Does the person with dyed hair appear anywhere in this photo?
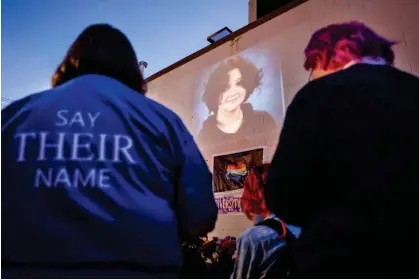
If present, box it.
[232,164,300,279]
[304,21,397,80]
[265,21,419,278]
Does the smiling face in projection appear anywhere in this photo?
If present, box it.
[218,68,246,112]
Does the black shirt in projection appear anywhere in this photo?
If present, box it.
[196,103,278,149]
[265,64,419,278]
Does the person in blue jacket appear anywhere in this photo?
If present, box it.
[1,23,218,279]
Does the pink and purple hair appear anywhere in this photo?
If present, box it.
[304,21,397,71]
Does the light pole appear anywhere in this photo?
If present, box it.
[138,61,148,75]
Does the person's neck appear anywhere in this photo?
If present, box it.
[261,212,272,219]
[252,212,272,224]
[343,56,387,69]
[216,107,243,133]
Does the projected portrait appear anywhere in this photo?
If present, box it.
[196,56,279,147]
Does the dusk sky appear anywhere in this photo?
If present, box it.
[2,0,248,104]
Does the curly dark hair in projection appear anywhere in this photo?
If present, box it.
[304,21,397,71]
[51,23,147,93]
[202,56,263,113]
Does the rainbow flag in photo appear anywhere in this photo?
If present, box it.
[226,162,248,182]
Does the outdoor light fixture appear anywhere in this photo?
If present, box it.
[207,27,233,44]
[138,61,148,74]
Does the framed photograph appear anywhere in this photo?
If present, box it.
[213,148,263,193]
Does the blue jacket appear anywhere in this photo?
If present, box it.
[231,215,301,279]
[1,74,218,278]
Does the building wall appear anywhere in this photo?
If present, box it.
[147,0,419,238]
